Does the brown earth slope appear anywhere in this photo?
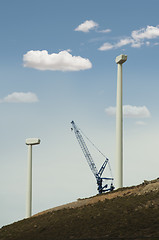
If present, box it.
[0,179,159,240]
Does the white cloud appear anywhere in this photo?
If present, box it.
[105,105,150,118]
[0,92,39,103]
[115,38,133,48]
[98,42,114,51]
[99,38,133,51]
[131,41,143,48]
[131,25,159,40]
[75,20,98,33]
[98,29,111,33]
[123,105,150,118]
[99,25,159,51]
[23,50,92,71]
[146,41,150,46]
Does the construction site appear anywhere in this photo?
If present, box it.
[0,179,159,240]
[1,118,159,239]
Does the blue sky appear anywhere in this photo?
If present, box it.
[1,0,159,227]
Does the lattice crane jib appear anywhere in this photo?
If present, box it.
[71,121,114,194]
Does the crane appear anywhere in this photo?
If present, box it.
[71,121,114,194]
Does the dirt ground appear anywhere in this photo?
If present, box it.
[34,178,159,216]
[0,179,159,240]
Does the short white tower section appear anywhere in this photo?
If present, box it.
[26,138,40,218]
[115,54,127,189]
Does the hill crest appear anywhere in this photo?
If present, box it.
[0,178,159,240]
[34,178,159,217]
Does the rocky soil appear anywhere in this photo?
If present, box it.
[0,179,159,240]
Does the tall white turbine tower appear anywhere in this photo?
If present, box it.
[115,54,127,189]
[26,138,40,218]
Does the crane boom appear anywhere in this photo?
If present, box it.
[71,121,114,194]
[71,120,98,179]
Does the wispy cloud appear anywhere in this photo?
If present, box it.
[99,25,159,51]
[98,29,111,33]
[115,38,133,48]
[75,20,98,33]
[98,42,114,51]
[135,121,147,126]
[105,105,150,118]
[105,106,116,115]
[99,37,133,50]
[23,50,92,71]
[0,92,39,103]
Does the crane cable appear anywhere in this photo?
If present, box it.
[77,125,114,180]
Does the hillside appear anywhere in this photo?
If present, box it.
[0,179,159,240]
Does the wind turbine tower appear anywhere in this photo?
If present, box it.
[115,54,127,189]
